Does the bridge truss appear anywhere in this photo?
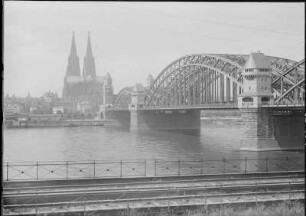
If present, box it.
[114,54,304,109]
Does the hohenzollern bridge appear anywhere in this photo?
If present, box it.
[100,52,304,151]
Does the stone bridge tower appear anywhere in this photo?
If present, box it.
[103,73,114,105]
[238,51,274,108]
[238,52,279,151]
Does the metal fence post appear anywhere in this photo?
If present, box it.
[66,161,69,179]
[154,159,157,177]
[286,156,289,171]
[93,160,96,178]
[167,189,170,215]
[83,197,86,215]
[266,157,269,172]
[244,157,247,173]
[7,162,9,181]
[36,162,39,180]
[288,180,291,209]
[35,190,38,215]
[200,159,203,175]
[220,184,223,216]
[178,160,180,176]
[204,194,207,214]
[223,158,225,174]
[127,200,130,216]
[120,160,122,177]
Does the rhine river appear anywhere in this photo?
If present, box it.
[4,119,303,163]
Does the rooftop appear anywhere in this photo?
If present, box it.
[244,51,271,69]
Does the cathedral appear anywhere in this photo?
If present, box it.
[62,32,113,114]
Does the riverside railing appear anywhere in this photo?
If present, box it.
[3,155,304,181]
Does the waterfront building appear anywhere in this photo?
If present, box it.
[77,101,92,115]
[62,32,113,114]
[29,106,38,114]
[4,103,22,114]
[52,106,65,114]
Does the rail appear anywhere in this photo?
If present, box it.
[3,180,304,216]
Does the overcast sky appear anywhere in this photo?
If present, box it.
[4,2,304,97]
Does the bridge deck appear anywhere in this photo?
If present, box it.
[107,103,304,111]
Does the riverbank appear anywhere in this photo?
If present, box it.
[130,201,304,216]
[3,172,304,216]
[4,119,105,128]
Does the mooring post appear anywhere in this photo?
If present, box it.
[93,160,96,178]
[266,157,269,172]
[120,160,123,177]
[154,159,157,177]
[223,158,225,174]
[178,160,181,176]
[36,162,39,180]
[7,162,9,181]
[244,157,247,173]
[66,161,69,179]
[144,160,146,177]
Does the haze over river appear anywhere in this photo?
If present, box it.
[4,119,303,163]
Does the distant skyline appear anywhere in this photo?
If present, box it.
[4,2,304,97]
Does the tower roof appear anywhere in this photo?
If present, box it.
[245,52,271,69]
[66,32,81,76]
[70,31,77,56]
[86,32,93,57]
[134,83,145,92]
[83,32,96,78]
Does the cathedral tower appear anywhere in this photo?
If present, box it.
[83,32,96,80]
[66,32,81,76]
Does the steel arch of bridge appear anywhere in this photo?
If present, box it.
[144,54,243,107]
[113,87,134,108]
[114,54,304,109]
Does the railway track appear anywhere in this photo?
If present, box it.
[3,172,304,215]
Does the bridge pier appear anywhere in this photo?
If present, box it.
[99,105,130,127]
[130,109,201,132]
[240,107,304,151]
[240,108,280,151]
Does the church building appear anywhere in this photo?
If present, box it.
[62,32,113,114]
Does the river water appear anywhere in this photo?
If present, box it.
[4,119,303,163]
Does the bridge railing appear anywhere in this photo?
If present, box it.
[3,155,304,181]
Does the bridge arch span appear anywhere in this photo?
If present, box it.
[113,87,134,108]
[145,54,244,107]
[144,54,305,107]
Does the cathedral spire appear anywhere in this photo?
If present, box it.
[66,31,81,76]
[83,32,96,78]
[70,31,77,56]
[86,32,93,57]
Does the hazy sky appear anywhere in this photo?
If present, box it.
[4,2,304,97]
